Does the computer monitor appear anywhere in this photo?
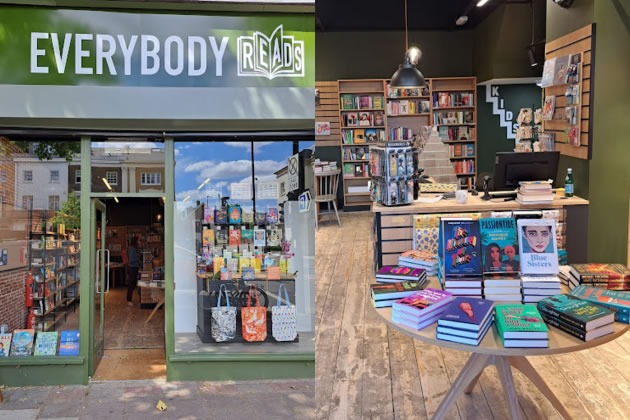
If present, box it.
[493,151,560,191]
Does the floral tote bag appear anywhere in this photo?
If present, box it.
[241,285,267,342]
[272,284,297,342]
[211,285,236,342]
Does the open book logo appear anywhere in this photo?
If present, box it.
[237,25,305,80]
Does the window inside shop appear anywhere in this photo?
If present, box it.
[0,139,81,357]
[174,141,315,353]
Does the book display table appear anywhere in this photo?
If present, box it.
[372,195,588,270]
[373,278,630,420]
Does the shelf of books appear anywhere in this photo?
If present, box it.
[338,79,386,208]
[431,77,477,190]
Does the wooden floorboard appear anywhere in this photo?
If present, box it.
[315,212,630,420]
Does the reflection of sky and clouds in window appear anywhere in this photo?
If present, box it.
[175,142,297,213]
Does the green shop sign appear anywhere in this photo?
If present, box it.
[0,6,314,87]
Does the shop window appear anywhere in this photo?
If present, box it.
[141,172,161,185]
[0,170,6,184]
[75,170,81,184]
[174,141,315,354]
[0,139,81,357]
[50,170,60,183]
[106,171,118,186]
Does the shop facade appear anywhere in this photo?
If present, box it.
[0,2,315,386]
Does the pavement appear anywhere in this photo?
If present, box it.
[0,378,315,420]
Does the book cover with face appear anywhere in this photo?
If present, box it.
[517,218,558,275]
[480,218,520,274]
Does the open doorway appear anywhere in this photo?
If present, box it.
[93,197,166,380]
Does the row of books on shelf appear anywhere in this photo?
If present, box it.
[449,144,475,158]
[343,162,369,178]
[387,86,429,98]
[452,160,475,175]
[314,159,338,173]
[433,111,474,125]
[341,111,385,127]
[209,251,291,277]
[340,94,384,110]
[432,92,474,108]
[438,126,475,141]
[202,224,282,248]
[459,176,476,190]
[387,100,430,116]
[343,147,369,161]
[0,330,79,357]
[342,128,385,144]
[203,207,279,225]
[389,127,415,141]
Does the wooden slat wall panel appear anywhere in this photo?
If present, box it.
[316,81,341,147]
[542,23,595,160]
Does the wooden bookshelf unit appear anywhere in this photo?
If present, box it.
[337,77,478,210]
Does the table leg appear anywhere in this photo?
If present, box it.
[432,352,492,420]
[464,372,482,394]
[496,356,523,420]
[508,356,573,420]
[145,298,165,325]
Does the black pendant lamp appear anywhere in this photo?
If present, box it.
[390,0,425,88]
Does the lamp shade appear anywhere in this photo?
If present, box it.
[390,56,425,88]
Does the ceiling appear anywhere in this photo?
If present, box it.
[316,0,510,31]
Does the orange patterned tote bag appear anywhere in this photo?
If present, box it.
[241,286,267,342]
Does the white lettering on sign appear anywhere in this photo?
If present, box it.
[28,27,304,80]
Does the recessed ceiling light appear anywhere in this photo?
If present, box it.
[456,16,469,26]
[477,0,490,6]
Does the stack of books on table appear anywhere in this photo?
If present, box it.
[398,250,438,276]
[516,180,554,205]
[570,285,630,323]
[439,219,483,298]
[517,218,561,303]
[495,304,549,347]
[483,274,522,303]
[436,297,494,346]
[313,159,338,173]
[538,294,615,341]
[391,288,454,330]
[569,263,630,291]
[558,265,572,288]
[479,218,522,302]
[376,265,427,284]
[370,281,426,308]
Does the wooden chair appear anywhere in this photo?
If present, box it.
[314,169,341,229]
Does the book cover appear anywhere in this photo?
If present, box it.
[0,333,11,357]
[480,218,519,274]
[541,313,614,341]
[359,96,370,109]
[215,227,228,245]
[10,329,35,356]
[570,285,630,319]
[374,111,385,127]
[365,129,377,143]
[542,96,555,120]
[441,219,482,277]
[267,226,281,247]
[228,228,241,247]
[228,205,242,224]
[242,229,254,243]
[341,94,354,110]
[215,208,228,224]
[255,212,267,225]
[59,331,80,356]
[370,281,426,301]
[373,96,383,109]
[438,297,494,330]
[254,227,266,247]
[354,129,365,144]
[203,207,214,224]
[538,294,615,330]
[266,208,278,224]
[242,212,254,224]
[376,265,425,281]
[495,305,548,338]
[517,219,558,275]
[34,331,58,356]
[359,112,372,126]
[202,228,214,247]
[393,288,454,318]
[570,264,630,281]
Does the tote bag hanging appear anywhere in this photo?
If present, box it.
[241,285,267,342]
[211,284,236,342]
[272,284,297,342]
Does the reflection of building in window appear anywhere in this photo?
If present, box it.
[48,195,60,211]
[141,172,161,185]
[50,170,60,183]
[106,171,118,185]
[280,182,286,196]
[0,192,4,216]
[22,195,33,210]
[0,170,6,184]
[75,169,81,184]
[24,170,33,182]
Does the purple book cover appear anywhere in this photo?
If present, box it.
[377,266,425,279]
[438,297,494,327]
[392,288,453,317]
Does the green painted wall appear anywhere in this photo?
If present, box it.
[315,30,473,81]
[476,84,542,176]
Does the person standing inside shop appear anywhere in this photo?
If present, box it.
[127,237,140,306]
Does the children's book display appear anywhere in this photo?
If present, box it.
[436,297,494,346]
[0,329,78,357]
[369,141,415,206]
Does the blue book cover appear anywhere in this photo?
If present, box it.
[438,297,494,331]
[480,218,520,274]
[441,219,482,277]
[59,331,80,356]
[570,285,630,316]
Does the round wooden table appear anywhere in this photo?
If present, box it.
[373,282,630,420]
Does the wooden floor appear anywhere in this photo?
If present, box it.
[315,212,630,420]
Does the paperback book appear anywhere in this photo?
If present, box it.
[517,219,558,275]
[376,265,426,282]
[495,304,548,342]
[541,312,614,341]
[10,329,35,356]
[570,285,630,323]
[34,331,58,356]
[371,281,427,305]
[537,294,615,331]
[0,333,11,357]
[392,288,454,319]
[59,331,80,356]
[570,263,630,281]
[437,297,494,331]
[480,218,520,274]
[440,219,482,277]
